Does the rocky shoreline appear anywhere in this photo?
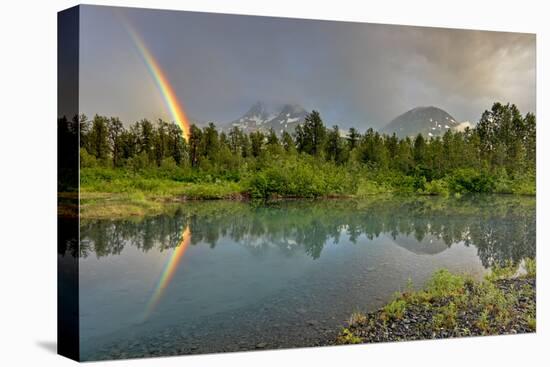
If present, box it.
[335,273,536,345]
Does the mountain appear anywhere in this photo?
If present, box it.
[228,102,308,134]
[264,104,308,134]
[382,106,460,138]
[228,101,275,132]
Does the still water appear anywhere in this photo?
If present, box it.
[70,196,535,360]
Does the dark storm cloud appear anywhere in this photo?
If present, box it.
[80,5,535,129]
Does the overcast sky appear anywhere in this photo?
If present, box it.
[79,5,536,129]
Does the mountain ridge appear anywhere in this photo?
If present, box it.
[226,102,308,134]
[382,106,460,138]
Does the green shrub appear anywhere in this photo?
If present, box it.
[337,328,363,344]
[477,309,490,333]
[527,315,536,331]
[448,169,495,193]
[383,299,407,320]
[128,152,151,172]
[179,182,243,199]
[356,180,392,197]
[510,175,536,196]
[348,311,368,327]
[80,148,97,168]
[426,269,465,298]
[420,179,449,196]
[246,158,349,198]
[524,258,536,278]
[486,260,518,281]
[433,302,458,329]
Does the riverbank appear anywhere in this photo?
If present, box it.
[335,264,536,345]
[76,165,535,219]
[76,189,537,220]
[77,181,247,219]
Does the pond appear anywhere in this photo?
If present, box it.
[64,195,535,360]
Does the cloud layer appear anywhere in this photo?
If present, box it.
[79,6,535,129]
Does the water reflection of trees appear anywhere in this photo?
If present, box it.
[75,195,535,268]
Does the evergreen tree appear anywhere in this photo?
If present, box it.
[228,126,242,155]
[266,128,282,155]
[297,110,326,156]
[79,114,90,149]
[88,115,110,161]
[201,123,219,159]
[358,128,388,168]
[347,127,360,150]
[188,124,202,168]
[524,112,536,170]
[385,133,399,165]
[137,119,154,161]
[325,125,345,163]
[249,131,265,157]
[281,131,296,153]
[167,123,186,165]
[413,133,427,166]
[108,117,124,167]
[396,138,413,173]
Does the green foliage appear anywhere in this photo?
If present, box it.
[426,269,466,299]
[346,266,535,340]
[383,299,407,320]
[476,309,490,333]
[471,279,518,331]
[295,110,326,156]
[177,181,243,200]
[246,157,354,199]
[527,315,536,331]
[523,258,536,278]
[355,180,393,196]
[486,260,519,281]
[348,311,368,327]
[80,148,97,168]
[127,152,150,172]
[419,178,449,196]
[78,102,535,200]
[433,302,458,329]
[337,328,363,344]
[447,168,495,194]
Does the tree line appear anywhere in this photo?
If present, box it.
[74,102,535,181]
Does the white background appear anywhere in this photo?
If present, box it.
[0,0,547,366]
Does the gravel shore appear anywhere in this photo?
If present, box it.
[336,276,536,345]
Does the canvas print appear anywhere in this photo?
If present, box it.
[58,5,536,362]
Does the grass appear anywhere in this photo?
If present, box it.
[426,269,466,298]
[79,181,245,219]
[348,311,368,326]
[485,260,519,281]
[337,264,536,345]
[382,299,407,321]
[336,328,363,344]
[524,258,536,278]
[77,165,535,219]
[79,168,248,218]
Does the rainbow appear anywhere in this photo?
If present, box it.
[143,226,192,320]
[120,16,190,139]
